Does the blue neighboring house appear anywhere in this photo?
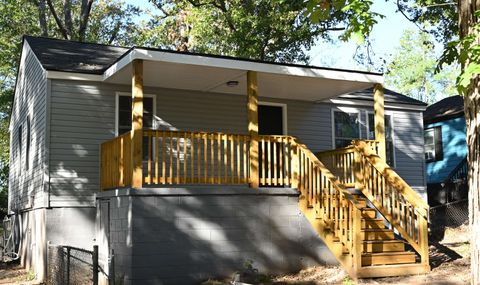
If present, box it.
[424,95,468,205]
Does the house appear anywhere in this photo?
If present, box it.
[424,96,468,205]
[9,36,430,284]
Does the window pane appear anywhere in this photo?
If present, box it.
[118,96,154,133]
[335,139,352,149]
[368,114,392,140]
[334,112,359,138]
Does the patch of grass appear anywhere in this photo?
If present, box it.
[25,270,35,281]
[343,276,354,285]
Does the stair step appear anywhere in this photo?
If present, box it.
[362,251,416,266]
[362,218,385,229]
[362,229,394,240]
[319,198,367,208]
[357,263,430,278]
[361,208,377,218]
[363,240,406,253]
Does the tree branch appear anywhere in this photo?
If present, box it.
[396,0,430,34]
[78,0,94,41]
[63,0,74,38]
[46,0,69,39]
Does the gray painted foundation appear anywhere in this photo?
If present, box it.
[96,186,337,284]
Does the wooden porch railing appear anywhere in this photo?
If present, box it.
[143,130,251,185]
[100,131,132,190]
[316,140,378,187]
[319,140,430,266]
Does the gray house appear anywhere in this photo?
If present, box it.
[9,36,429,284]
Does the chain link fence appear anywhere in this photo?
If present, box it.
[47,245,99,285]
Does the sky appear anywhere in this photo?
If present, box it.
[125,0,419,71]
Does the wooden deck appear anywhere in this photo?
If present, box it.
[100,131,430,279]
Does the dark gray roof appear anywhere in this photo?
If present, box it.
[424,95,464,124]
[338,87,427,106]
[25,36,129,74]
[24,36,424,107]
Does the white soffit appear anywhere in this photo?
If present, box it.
[103,48,384,101]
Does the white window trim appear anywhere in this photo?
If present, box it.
[115,92,157,136]
[331,108,362,149]
[424,128,436,162]
[366,110,396,167]
[258,101,288,135]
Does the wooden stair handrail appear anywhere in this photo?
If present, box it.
[352,140,429,218]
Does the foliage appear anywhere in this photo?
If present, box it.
[438,10,480,96]
[386,29,458,103]
[148,0,350,63]
[0,0,143,215]
[304,0,384,45]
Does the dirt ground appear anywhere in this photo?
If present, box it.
[272,224,471,285]
[0,262,42,285]
[203,224,471,285]
[0,225,471,284]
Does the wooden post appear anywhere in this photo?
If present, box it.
[352,206,363,274]
[373,83,386,162]
[131,59,144,189]
[247,71,259,188]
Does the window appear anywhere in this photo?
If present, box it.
[333,111,360,148]
[117,95,154,135]
[17,125,22,169]
[26,117,31,170]
[117,94,156,160]
[368,113,395,166]
[425,127,443,162]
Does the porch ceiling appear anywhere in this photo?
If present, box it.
[103,48,383,101]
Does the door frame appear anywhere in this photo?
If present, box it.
[258,101,288,135]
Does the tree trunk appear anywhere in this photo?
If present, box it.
[38,0,48,37]
[459,1,480,284]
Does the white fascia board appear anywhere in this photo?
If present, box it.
[323,98,427,112]
[103,48,384,84]
[46,71,103,81]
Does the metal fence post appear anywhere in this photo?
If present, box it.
[93,245,99,285]
[108,249,115,285]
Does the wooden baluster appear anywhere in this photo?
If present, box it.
[278,138,283,186]
[147,131,152,184]
[190,132,194,183]
[161,132,166,184]
[230,135,234,184]
[153,131,158,184]
[217,133,222,184]
[265,138,272,185]
[176,133,180,184]
[202,134,208,184]
[263,137,268,185]
[196,133,201,184]
[224,134,228,183]
[210,134,215,184]
[236,135,240,184]
[243,136,248,183]
[271,137,278,186]
[169,132,173,184]
[183,132,187,183]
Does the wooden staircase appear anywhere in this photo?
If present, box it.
[295,139,430,278]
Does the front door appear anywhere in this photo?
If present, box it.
[258,104,284,186]
[259,105,284,135]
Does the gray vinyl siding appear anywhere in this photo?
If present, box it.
[48,80,425,206]
[8,44,48,211]
[392,111,426,187]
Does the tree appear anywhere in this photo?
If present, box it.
[0,0,143,218]
[385,29,458,103]
[305,0,480,283]
[147,0,351,63]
